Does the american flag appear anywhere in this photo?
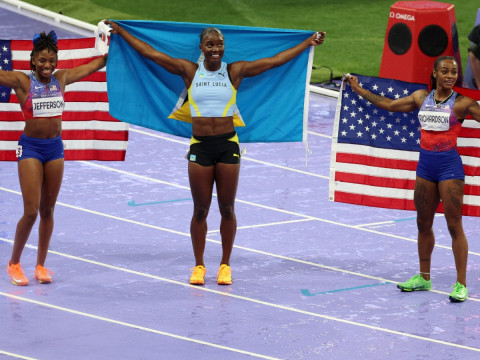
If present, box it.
[329,74,480,217]
[0,37,128,161]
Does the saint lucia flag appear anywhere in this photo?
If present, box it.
[106,20,315,142]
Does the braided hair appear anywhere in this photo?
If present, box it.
[30,31,58,72]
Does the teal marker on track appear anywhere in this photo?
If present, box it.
[393,216,417,222]
[128,198,192,206]
[301,282,392,296]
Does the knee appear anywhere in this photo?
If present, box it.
[22,206,39,225]
[193,205,209,221]
[416,217,433,234]
[448,225,459,239]
[444,212,463,238]
[447,222,464,240]
[39,205,55,220]
[218,203,235,219]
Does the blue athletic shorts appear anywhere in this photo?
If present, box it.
[187,131,240,167]
[16,134,64,164]
[416,147,465,182]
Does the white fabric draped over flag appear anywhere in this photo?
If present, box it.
[329,74,480,217]
[0,37,129,161]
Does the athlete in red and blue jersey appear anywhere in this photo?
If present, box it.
[0,31,107,286]
[346,56,480,302]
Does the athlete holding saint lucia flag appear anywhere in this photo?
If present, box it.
[105,20,325,285]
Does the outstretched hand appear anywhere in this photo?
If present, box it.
[311,31,326,46]
[103,20,119,34]
[343,73,362,92]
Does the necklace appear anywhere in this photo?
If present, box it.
[434,90,453,107]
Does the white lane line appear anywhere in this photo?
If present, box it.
[0,290,280,360]
[0,223,477,302]
[2,185,480,261]
[242,157,328,179]
[1,238,479,353]
[128,128,328,179]
[355,214,443,228]
[0,350,38,360]
[207,218,315,234]
[128,128,189,145]
[42,161,480,258]
[75,161,333,218]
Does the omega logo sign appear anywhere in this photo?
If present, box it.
[389,12,416,21]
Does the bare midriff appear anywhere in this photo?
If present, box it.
[23,117,62,138]
[192,116,235,137]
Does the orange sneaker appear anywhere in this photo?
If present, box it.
[7,263,29,286]
[189,265,206,285]
[34,265,53,284]
[217,264,232,285]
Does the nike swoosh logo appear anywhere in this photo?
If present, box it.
[410,284,428,289]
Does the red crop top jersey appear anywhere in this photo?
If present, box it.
[21,73,64,119]
[417,90,462,152]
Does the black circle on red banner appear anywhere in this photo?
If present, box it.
[418,25,448,57]
[388,23,412,55]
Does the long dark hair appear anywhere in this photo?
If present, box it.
[430,55,456,90]
[30,31,58,71]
